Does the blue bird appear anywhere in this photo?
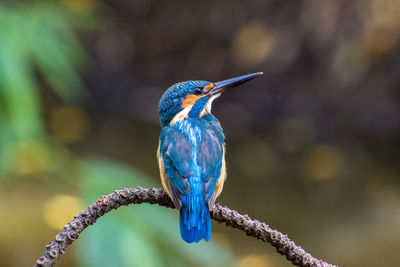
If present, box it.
[157,72,262,243]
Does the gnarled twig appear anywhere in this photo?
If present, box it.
[35,187,337,267]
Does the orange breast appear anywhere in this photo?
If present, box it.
[157,142,173,199]
[214,147,226,200]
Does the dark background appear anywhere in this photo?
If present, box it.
[1,0,399,266]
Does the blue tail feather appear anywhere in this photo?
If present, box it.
[179,194,211,243]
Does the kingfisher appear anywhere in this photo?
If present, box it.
[157,72,262,243]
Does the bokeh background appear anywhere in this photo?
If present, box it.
[1,0,400,266]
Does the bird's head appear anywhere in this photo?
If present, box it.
[158,72,263,127]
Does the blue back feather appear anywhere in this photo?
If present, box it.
[159,115,225,242]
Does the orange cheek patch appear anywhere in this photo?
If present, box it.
[204,83,215,91]
[182,94,202,108]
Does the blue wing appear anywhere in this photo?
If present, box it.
[197,115,225,210]
[159,117,225,243]
[159,116,225,211]
[159,126,192,209]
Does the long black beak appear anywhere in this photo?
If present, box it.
[208,72,263,96]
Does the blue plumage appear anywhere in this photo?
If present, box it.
[159,116,224,242]
[157,73,262,243]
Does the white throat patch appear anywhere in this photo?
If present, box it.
[204,93,221,114]
[169,106,192,126]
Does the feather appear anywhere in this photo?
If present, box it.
[158,115,225,242]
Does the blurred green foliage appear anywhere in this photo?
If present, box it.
[0,2,233,266]
[0,1,87,176]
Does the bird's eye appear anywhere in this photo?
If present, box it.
[194,87,203,95]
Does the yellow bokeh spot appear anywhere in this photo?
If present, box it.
[356,0,400,62]
[232,22,274,66]
[11,140,50,175]
[49,106,89,144]
[303,145,344,181]
[42,195,82,230]
[235,254,273,267]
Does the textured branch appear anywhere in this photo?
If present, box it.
[35,187,337,267]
